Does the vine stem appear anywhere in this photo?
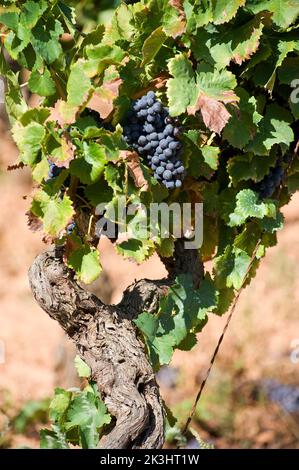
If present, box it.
[181,239,261,439]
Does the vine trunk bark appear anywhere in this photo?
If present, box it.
[28,241,203,449]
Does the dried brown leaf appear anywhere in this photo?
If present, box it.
[26,210,43,233]
[119,150,149,191]
[88,78,122,119]
[169,0,186,38]
[47,99,78,126]
[188,91,239,135]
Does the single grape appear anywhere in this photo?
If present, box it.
[164,124,174,136]
[163,170,172,181]
[137,109,148,118]
[156,166,165,175]
[160,139,167,149]
[144,143,152,152]
[169,141,180,150]
[166,163,174,170]
[151,141,159,148]
[164,148,172,158]
[153,102,162,113]
[175,180,182,188]
[144,123,155,133]
[138,135,147,146]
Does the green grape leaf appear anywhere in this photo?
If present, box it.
[192,15,264,69]
[31,191,74,237]
[32,156,49,183]
[246,0,299,29]
[74,356,91,379]
[70,142,107,184]
[12,122,45,166]
[116,238,155,264]
[67,60,92,107]
[213,0,246,24]
[246,104,294,155]
[214,246,251,290]
[223,88,261,149]
[227,152,277,185]
[28,69,56,96]
[49,388,72,423]
[0,12,19,30]
[167,53,197,116]
[65,391,110,449]
[141,26,167,66]
[228,189,276,227]
[40,426,69,449]
[135,274,218,370]
[67,246,102,285]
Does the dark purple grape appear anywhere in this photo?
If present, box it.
[160,139,167,149]
[152,156,160,165]
[147,115,155,123]
[67,222,76,235]
[156,166,165,175]
[163,170,172,181]
[164,148,172,158]
[144,143,152,152]
[176,166,185,174]
[137,109,148,118]
[166,163,174,170]
[169,141,180,150]
[138,135,147,146]
[144,123,155,133]
[164,124,174,135]
[166,181,175,189]
[153,102,162,113]
[175,180,182,188]
[151,141,159,148]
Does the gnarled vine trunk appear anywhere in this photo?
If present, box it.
[28,241,203,449]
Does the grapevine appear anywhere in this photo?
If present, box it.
[1,0,299,450]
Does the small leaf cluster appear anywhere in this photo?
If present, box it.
[40,356,110,449]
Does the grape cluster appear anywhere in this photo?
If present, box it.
[47,162,63,180]
[256,160,284,199]
[123,91,185,189]
[263,380,299,414]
